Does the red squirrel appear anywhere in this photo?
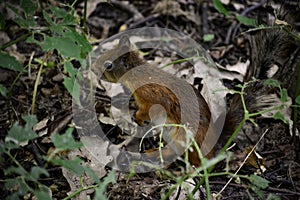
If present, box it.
[92,2,300,168]
[93,35,212,167]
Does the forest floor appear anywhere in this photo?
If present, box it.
[0,0,299,199]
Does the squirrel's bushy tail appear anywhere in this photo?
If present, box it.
[222,1,300,144]
[246,1,300,92]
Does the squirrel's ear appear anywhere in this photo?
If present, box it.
[118,35,131,51]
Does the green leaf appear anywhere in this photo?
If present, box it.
[83,165,101,184]
[0,84,7,97]
[236,15,258,26]
[295,95,300,105]
[5,166,27,176]
[26,34,40,45]
[0,51,24,72]
[5,178,29,196]
[236,84,243,88]
[0,143,5,153]
[64,61,77,77]
[213,0,230,17]
[50,6,76,26]
[51,127,82,150]
[34,185,52,200]
[34,190,52,200]
[51,157,85,175]
[43,10,54,25]
[63,62,81,105]
[79,58,87,69]
[64,28,92,56]
[49,24,65,35]
[64,76,81,105]
[263,79,280,88]
[94,171,116,200]
[42,35,81,58]
[21,0,38,17]
[47,26,92,57]
[273,112,288,124]
[5,193,20,200]
[60,13,76,26]
[249,174,270,189]
[50,5,70,19]
[280,88,288,102]
[30,166,49,181]
[0,12,5,30]
[3,141,20,150]
[250,185,264,199]
[266,193,281,200]
[43,5,76,26]
[14,16,37,28]
[6,3,21,17]
[6,2,37,29]
[6,115,38,145]
[203,34,214,42]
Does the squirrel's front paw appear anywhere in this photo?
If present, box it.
[116,149,152,172]
[116,149,134,171]
[135,109,150,126]
[116,149,164,172]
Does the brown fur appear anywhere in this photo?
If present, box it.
[93,35,212,166]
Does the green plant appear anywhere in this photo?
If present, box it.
[0,1,117,199]
[1,114,115,199]
[1,115,40,199]
[241,7,300,144]
[186,79,289,199]
[212,0,257,26]
[221,79,289,153]
[0,1,92,106]
[120,77,288,199]
[1,115,57,199]
[122,121,229,199]
[292,62,300,141]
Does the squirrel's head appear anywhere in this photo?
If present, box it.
[93,35,145,83]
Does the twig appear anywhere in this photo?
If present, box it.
[241,0,268,16]
[211,180,300,196]
[31,52,50,114]
[227,0,268,44]
[201,2,209,36]
[128,14,159,29]
[216,129,269,197]
[0,33,31,50]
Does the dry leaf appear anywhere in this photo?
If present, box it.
[80,136,113,175]
[225,60,249,76]
[244,147,266,173]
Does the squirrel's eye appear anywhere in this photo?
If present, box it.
[104,61,114,71]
